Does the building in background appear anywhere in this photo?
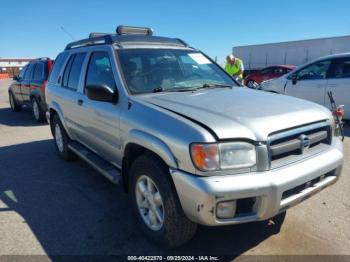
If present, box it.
[0,58,32,79]
[233,35,350,74]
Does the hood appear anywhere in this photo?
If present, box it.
[137,88,331,141]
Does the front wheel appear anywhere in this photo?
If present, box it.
[129,154,197,248]
[9,92,22,112]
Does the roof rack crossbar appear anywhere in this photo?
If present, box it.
[89,32,110,38]
[116,25,153,36]
[65,35,114,50]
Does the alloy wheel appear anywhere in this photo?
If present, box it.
[54,123,64,153]
[135,175,164,231]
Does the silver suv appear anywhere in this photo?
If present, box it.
[46,26,344,248]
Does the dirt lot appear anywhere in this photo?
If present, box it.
[0,79,349,259]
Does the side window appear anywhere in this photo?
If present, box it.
[273,67,284,74]
[331,58,350,79]
[33,63,44,81]
[85,52,116,91]
[48,52,69,84]
[62,55,74,87]
[19,65,27,79]
[67,53,86,90]
[296,60,331,80]
[23,63,34,80]
[261,67,272,75]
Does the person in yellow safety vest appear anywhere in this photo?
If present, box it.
[224,54,244,85]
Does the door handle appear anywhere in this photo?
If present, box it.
[77,99,84,106]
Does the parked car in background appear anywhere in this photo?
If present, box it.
[259,53,350,120]
[8,57,53,122]
[244,65,295,88]
[46,26,343,248]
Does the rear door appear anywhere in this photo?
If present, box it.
[57,52,88,139]
[31,62,45,102]
[20,63,35,103]
[284,59,331,105]
[326,57,350,119]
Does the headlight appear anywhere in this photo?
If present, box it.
[190,142,256,171]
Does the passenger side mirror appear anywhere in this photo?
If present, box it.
[13,75,20,81]
[291,73,297,85]
[85,84,118,103]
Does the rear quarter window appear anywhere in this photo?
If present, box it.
[48,53,69,84]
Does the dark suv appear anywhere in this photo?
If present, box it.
[8,58,53,122]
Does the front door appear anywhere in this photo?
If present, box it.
[74,50,122,166]
[20,63,35,103]
[285,60,332,106]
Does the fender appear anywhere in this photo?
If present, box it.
[29,89,41,101]
[124,129,178,168]
[48,101,75,140]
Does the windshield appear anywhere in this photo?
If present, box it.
[117,49,237,94]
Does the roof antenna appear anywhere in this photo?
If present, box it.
[60,26,75,41]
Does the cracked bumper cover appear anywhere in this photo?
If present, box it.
[170,138,343,226]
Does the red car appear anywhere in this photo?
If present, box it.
[244,65,295,88]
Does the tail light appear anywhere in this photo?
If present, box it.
[42,80,47,92]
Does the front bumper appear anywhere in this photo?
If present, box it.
[170,138,343,226]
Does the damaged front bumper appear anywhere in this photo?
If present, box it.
[170,138,343,226]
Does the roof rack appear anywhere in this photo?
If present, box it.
[89,32,110,38]
[65,35,114,50]
[116,25,153,36]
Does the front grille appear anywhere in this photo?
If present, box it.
[268,122,331,168]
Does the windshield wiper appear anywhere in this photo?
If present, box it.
[200,83,234,89]
[152,84,233,93]
[153,87,164,93]
[153,87,197,93]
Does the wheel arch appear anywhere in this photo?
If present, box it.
[121,130,178,192]
[48,103,73,139]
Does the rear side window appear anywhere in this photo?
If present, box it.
[48,53,69,84]
[62,53,86,90]
[23,63,34,80]
[330,58,350,79]
[85,52,116,90]
[33,63,44,81]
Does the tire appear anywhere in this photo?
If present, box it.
[9,92,22,112]
[52,114,76,161]
[31,98,45,122]
[246,80,256,88]
[129,154,197,248]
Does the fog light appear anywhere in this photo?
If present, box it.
[216,201,236,219]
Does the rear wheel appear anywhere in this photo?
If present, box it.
[31,98,45,122]
[52,114,76,161]
[129,154,197,248]
[9,92,22,112]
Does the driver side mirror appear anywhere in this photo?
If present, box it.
[85,84,118,103]
[291,73,298,85]
[13,75,20,81]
